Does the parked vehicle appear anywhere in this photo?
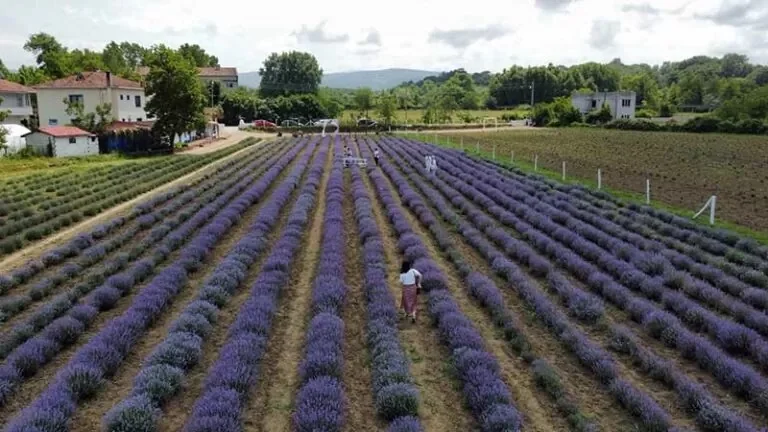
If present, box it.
[253,120,277,128]
[357,118,378,127]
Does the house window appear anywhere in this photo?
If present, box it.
[622,99,631,107]
[137,118,142,121]
[49,119,58,126]
[135,95,141,107]
[227,82,234,88]
[69,137,76,144]
[69,94,84,105]
[120,95,124,100]
[16,95,24,107]
[591,100,597,108]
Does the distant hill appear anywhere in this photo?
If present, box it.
[238,68,439,90]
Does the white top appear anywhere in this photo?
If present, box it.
[399,268,422,285]
[374,150,380,157]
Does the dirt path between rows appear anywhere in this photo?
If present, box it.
[353,140,475,432]
[0,139,266,274]
[245,141,332,432]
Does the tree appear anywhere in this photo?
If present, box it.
[377,92,397,125]
[394,87,414,123]
[720,53,752,78]
[7,65,46,86]
[177,44,219,67]
[354,87,374,118]
[206,81,222,107]
[63,98,112,133]
[621,72,659,107]
[0,59,8,79]
[259,51,322,98]
[144,45,206,146]
[24,33,71,79]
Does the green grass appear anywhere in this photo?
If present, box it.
[407,132,768,245]
[0,153,148,178]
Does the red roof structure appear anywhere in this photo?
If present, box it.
[34,71,142,90]
[29,126,95,138]
[0,79,36,93]
[136,66,237,77]
[103,120,155,133]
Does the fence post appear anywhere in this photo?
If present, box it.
[476,142,479,154]
[646,179,650,204]
[534,155,538,171]
[493,144,496,160]
[710,195,717,225]
[562,161,566,181]
[511,150,514,163]
[597,168,602,190]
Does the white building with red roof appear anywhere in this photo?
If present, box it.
[34,71,152,127]
[0,79,35,125]
[23,126,99,157]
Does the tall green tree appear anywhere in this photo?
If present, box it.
[63,98,113,133]
[177,43,219,67]
[24,33,71,79]
[0,59,8,79]
[0,97,7,154]
[377,92,397,125]
[259,51,322,98]
[8,66,46,86]
[144,45,206,145]
[354,87,374,118]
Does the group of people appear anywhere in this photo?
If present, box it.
[425,155,437,174]
[341,145,380,167]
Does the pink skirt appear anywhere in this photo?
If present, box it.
[401,284,418,315]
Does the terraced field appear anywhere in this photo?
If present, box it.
[1,135,767,432]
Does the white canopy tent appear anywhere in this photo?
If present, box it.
[0,124,31,156]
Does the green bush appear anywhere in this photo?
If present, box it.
[635,108,658,118]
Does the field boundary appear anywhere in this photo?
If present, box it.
[0,138,270,273]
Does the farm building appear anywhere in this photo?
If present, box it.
[0,79,35,125]
[24,125,98,157]
[571,90,636,120]
[34,71,151,127]
[136,66,239,92]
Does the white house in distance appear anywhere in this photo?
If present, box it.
[571,90,637,120]
[35,71,151,127]
[136,66,239,92]
[24,126,99,157]
[0,79,35,125]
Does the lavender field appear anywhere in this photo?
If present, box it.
[1,134,767,432]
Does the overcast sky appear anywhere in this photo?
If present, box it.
[0,0,766,73]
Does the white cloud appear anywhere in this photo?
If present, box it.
[0,0,765,74]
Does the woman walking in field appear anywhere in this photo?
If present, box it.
[399,260,422,323]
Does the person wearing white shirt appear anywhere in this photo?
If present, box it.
[399,260,422,323]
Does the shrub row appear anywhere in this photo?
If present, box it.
[103,139,314,431]
[359,139,523,432]
[294,140,349,431]
[0,145,284,363]
[0,142,292,419]
[348,160,422,430]
[425,143,768,372]
[378,140,600,431]
[183,138,328,432]
[405,139,768,412]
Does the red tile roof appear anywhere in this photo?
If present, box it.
[0,79,36,93]
[33,126,95,137]
[136,66,237,78]
[34,71,142,90]
[104,120,155,132]
[197,67,238,77]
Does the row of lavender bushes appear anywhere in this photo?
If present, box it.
[379,139,600,431]
[182,138,328,431]
[348,160,422,431]
[102,139,315,430]
[0,137,263,294]
[0,140,257,254]
[0,143,274,325]
[421,141,768,411]
[293,138,349,431]
[0,144,283,381]
[358,138,523,431]
[391,137,761,430]
[1,138,302,432]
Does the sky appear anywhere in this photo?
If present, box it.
[0,0,767,74]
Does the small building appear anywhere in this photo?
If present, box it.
[571,90,636,120]
[24,126,98,157]
[34,71,151,127]
[0,79,35,125]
